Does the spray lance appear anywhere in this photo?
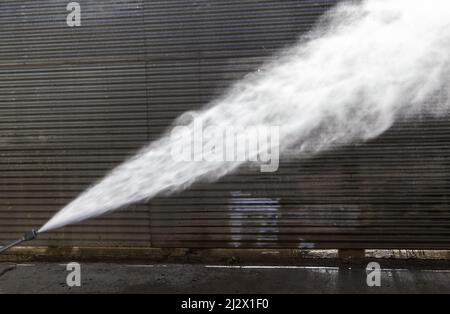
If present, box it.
[0,230,39,254]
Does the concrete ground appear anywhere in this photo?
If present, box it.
[1,262,450,294]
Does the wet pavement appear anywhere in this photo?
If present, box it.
[1,262,450,294]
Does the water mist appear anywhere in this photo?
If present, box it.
[39,0,450,233]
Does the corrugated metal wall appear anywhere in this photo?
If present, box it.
[1,0,449,250]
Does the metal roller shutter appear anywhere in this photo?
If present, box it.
[1,0,449,250]
[0,0,150,247]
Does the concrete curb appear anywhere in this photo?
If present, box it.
[2,247,450,266]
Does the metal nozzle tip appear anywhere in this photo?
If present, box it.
[23,230,38,242]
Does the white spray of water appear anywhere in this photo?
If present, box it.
[39,0,450,233]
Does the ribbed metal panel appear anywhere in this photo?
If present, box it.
[0,0,150,246]
[1,0,450,250]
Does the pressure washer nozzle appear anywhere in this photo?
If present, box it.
[23,230,38,242]
[0,229,39,254]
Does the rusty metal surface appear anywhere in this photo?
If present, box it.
[1,0,450,249]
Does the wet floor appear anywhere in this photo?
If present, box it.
[1,263,450,294]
